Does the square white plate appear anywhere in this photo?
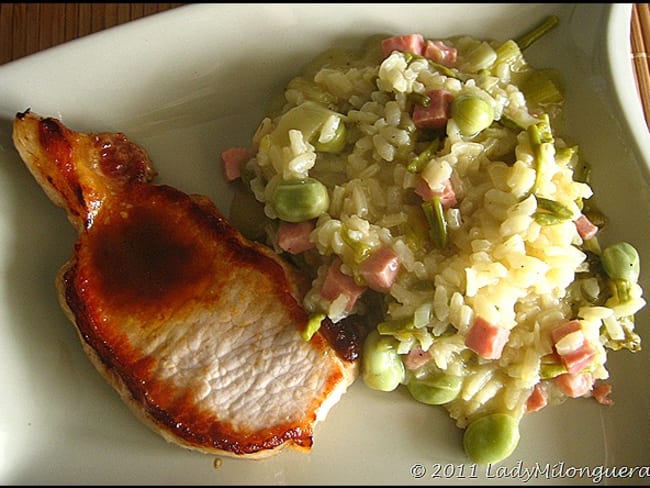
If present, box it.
[1,3,648,485]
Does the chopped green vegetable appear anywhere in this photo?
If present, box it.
[422,197,448,248]
[403,51,458,78]
[579,276,605,305]
[286,77,337,106]
[527,113,555,193]
[572,159,592,184]
[271,100,346,151]
[377,317,414,335]
[408,92,432,108]
[377,317,422,345]
[499,115,525,132]
[494,39,526,72]
[341,225,373,263]
[555,145,577,167]
[539,354,567,379]
[528,113,554,145]
[301,313,326,341]
[534,196,574,225]
[515,15,559,51]
[602,323,642,352]
[407,139,440,173]
[464,41,498,71]
[520,69,563,105]
[451,94,495,136]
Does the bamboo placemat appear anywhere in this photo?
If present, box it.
[632,3,650,130]
[0,3,184,66]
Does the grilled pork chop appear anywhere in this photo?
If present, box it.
[12,110,358,458]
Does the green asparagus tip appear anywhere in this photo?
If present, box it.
[516,15,560,51]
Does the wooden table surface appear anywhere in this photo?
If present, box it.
[0,3,184,66]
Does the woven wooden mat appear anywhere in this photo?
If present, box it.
[0,3,184,65]
[632,3,650,130]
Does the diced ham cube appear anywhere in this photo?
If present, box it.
[359,246,400,292]
[551,320,596,374]
[555,372,594,398]
[464,316,510,360]
[561,341,596,374]
[526,383,548,413]
[402,346,432,371]
[415,178,457,209]
[412,90,454,129]
[440,180,457,209]
[381,34,425,58]
[554,330,585,357]
[221,146,251,181]
[574,214,599,240]
[415,178,436,201]
[551,320,582,343]
[277,221,315,254]
[320,259,366,312]
[423,40,457,67]
[592,381,614,406]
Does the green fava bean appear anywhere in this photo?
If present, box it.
[463,413,520,465]
[407,374,462,405]
[451,94,494,136]
[362,330,405,392]
[601,242,640,283]
[272,177,330,223]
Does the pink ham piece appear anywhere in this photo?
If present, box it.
[423,40,457,67]
[560,342,596,375]
[412,89,454,129]
[359,246,400,292]
[278,221,316,254]
[464,316,510,360]
[574,213,598,241]
[555,372,594,398]
[592,381,614,406]
[551,320,596,374]
[526,383,548,413]
[415,178,457,209]
[321,259,366,313]
[221,146,251,182]
[403,346,432,371]
[551,319,583,343]
[381,34,425,58]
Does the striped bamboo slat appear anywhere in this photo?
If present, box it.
[632,4,650,130]
[0,3,184,66]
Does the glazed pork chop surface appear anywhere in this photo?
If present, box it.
[12,110,358,458]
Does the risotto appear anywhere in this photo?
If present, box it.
[221,17,645,464]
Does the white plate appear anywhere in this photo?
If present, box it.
[1,3,648,485]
